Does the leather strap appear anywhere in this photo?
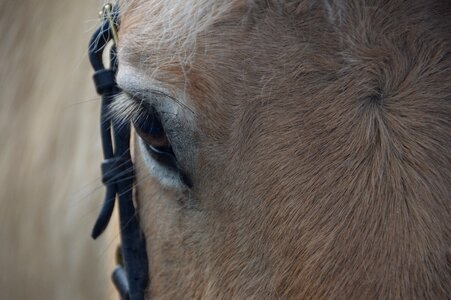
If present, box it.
[88,5,149,300]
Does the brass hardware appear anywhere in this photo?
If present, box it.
[99,3,118,45]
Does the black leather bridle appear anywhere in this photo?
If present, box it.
[88,4,149,300]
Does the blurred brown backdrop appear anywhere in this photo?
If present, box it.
[0,0,118,299]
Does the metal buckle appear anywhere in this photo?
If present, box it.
[99,3,119,45]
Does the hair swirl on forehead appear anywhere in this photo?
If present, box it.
[115,1,450,299]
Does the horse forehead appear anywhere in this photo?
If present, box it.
[116,0,256,111]
[118,0,241,65]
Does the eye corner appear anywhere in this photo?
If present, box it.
[137,138,193,191]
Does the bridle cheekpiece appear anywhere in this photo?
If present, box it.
[88,4,149,300]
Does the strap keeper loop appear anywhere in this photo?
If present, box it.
[93,69,116,94]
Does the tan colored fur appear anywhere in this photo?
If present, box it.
[0,1,118,298]
[118,0,450,299]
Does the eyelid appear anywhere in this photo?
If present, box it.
[120,83,194,116]
[120,84,175,104]
[116,67,192,112]
[121,90,153,111]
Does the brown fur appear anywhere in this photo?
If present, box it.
[118,0,450,298]
[0,1,118,298]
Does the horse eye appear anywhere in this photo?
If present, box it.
[133,113,192,188]
[133,116,173,155]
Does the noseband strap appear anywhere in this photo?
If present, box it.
[88,4,149,300]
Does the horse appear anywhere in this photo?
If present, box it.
[115,0,450,298]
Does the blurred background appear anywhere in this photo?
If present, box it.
[0,0,119,298]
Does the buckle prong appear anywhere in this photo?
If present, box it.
[99,3,119,45]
